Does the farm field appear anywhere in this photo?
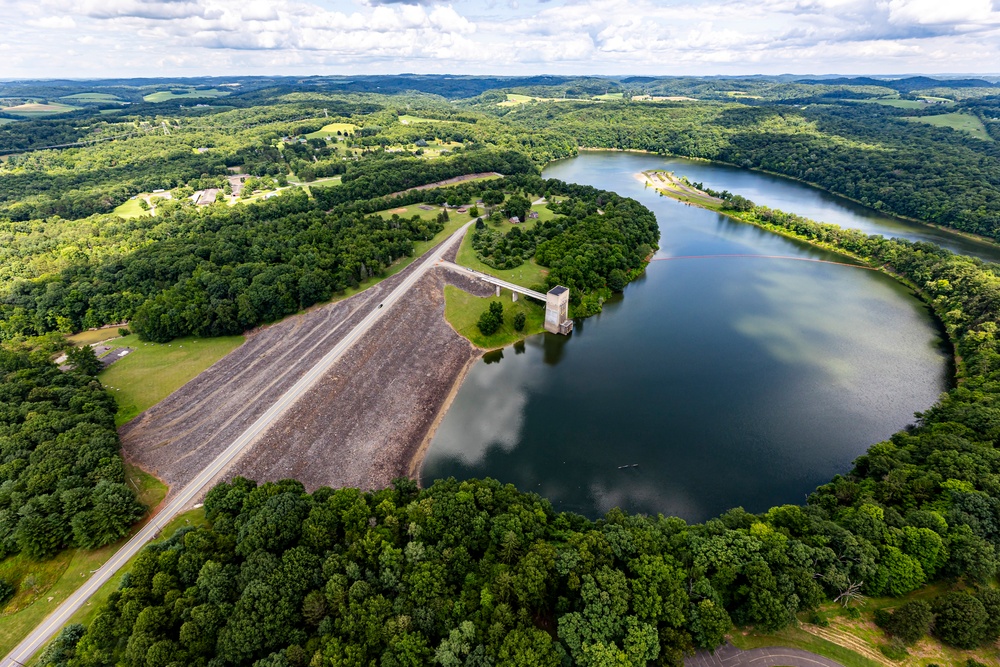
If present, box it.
[142,88,229,102]
[1,102,77,117]
[443,284,545,348]
[60,93,123,103]
[304,121,357,139]
[99,334,245,426]
[904,111,992,140]
[0,466,166,659]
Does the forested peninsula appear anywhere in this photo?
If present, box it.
[1,76,1000,666]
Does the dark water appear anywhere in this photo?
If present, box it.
[421,152,953,522]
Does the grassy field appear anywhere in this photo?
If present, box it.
[444,285,546,349]
[142,88,229,103]
[67,327,125,345]
[304,122,357,139]
[112,197,150,218]
[1,102,77,117]
[398,114,447,124]
[593,92,624,100]
[455,226,548,288]
[99,334,244,425]
[0,467,166,659]
[904,111,992,141]
[377,202,449,222]
[60,93,123,103]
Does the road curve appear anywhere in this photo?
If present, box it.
[685,643,845,667]
[3,221,473,667]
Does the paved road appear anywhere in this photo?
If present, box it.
[686,643,845,667]
[2,221,472,667]
[438,260,547,300]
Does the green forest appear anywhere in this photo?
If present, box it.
[1,75,1000,665]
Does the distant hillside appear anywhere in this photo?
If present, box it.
[796,75,995,92]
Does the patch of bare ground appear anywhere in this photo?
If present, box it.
[120,235,495,497]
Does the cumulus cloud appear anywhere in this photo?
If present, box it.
[3,0,1000,77]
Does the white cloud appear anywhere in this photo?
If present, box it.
[2,0,1000,77]
[28,16,77,29]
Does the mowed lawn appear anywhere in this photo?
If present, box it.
[904,111,992,141]
[455,224,549,289]
[0,466,166,658]
[99,334,244,425]
[376,202,450,222]
[112,197,150,218]
[443,285,546,349]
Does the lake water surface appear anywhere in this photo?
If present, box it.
[421,152,959,521]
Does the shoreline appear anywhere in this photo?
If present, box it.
[408,351,480,485]
[642,171,964,381]
[561,148,1000,253]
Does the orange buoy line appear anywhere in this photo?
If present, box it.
[650,254,877,270]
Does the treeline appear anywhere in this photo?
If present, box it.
[0,347,144,560]
[311,149,536,209]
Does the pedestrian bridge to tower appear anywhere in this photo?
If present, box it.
[438,261,574,335]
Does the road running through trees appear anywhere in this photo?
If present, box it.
[2,221,473,667]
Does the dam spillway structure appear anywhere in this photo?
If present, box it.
[544,286,573,335]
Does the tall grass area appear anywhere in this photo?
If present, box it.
[99,334,244,425]
[443,285,546,348]
[0,467,166,658]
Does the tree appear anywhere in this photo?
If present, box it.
[504,194,532,222]
[477,302,504,336]
[882,600,932,645]
[932,591,988,649]
[513,312,526,331]
[67,345,102,376]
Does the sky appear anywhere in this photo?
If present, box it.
[2,0,1000,79]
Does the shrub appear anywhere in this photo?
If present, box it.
[883,600,933,645]
[513,312,526,332]
[0,579,15,608]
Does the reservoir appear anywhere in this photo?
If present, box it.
[421,152,955,522]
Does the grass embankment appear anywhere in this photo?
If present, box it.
[443,285,545,349]
[734,586,1000,667]
[904,111,992,141]
[19,508,209,666]
[0,467,167,658]
[98,334,244,426]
